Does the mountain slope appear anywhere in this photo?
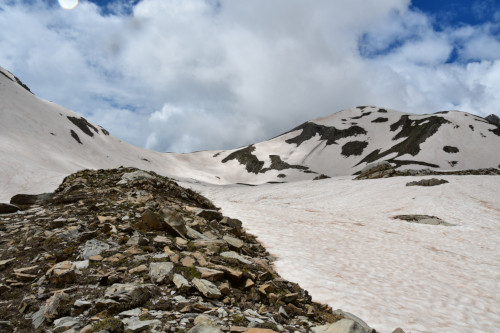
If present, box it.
[1,65,499,201]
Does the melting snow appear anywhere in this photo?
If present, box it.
[186,175,500,333]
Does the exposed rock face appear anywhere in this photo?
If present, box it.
[406,178,449,187]
[0,167,367,332]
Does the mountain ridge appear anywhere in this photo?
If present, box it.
[1,65,499,201]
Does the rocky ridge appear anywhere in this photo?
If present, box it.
[0,168,385,333]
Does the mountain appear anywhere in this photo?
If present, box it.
[1,64,499,198]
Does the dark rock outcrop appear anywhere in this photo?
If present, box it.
[406,179,449,187]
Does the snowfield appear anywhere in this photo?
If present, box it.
[186,175,500,333]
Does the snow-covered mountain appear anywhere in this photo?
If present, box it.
[1,65,499,200]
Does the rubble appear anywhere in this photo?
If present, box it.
[0,167,377,332]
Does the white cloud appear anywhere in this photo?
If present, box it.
[0,0,498,152]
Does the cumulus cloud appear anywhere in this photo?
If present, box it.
[0,0,498,152]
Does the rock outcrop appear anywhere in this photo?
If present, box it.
[0,167,375,333]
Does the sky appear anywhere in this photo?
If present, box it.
[0,0,499,153]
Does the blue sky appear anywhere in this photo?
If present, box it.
[0,0,499,152]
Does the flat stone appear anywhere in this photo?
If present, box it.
[221,251,253,265]
[0,258,15,269]
[197,267,224,281]
[244,329,278,333]
[181,256,196,267]
[119,308,142,317]
[129,264,148,274]
[122,317,162,332]
[53,316,79,333]
[192,278,222,299]
[223,235,244,249]
[213,265,243,281]
[149,262,174,284]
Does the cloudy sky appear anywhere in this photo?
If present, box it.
[1,0,499,152]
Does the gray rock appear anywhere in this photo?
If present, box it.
[53,316,79,333]
[406,178,448,187]
[32,305,46,329]
[149,262,174,284]
[192,278,222,299]
[119,308,142,317]
[221,251,253,265]
[122,317,162,332]
[79,239,110,260]
[104,283,152,306]
[173,273,191,291]
[333,310,372,332]
[0,203,19,214]
[312,318,370,333]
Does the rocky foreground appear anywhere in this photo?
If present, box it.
[0,168,394,333]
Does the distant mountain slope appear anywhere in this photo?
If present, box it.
[1,65,499,200]
[222,106,500,178]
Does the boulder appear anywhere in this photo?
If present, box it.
[0,203,19,214]
[149,262,174,284]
